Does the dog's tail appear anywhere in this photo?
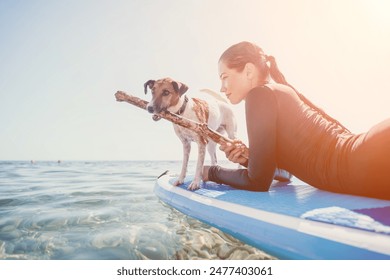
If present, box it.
[200,89,230,104]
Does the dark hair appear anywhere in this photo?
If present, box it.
[219,41,349,131]
[219,41,269,81]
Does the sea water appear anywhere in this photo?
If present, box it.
[0,161,275,260]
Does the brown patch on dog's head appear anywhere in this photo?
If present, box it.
[171,80,189,96]
[144,80,155,94]
[145,78,188,114]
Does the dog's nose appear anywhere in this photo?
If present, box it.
[147,106,154,113]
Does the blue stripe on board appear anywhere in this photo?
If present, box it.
[355,206,390,226]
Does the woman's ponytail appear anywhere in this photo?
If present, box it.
[266,54,349,132]
[267,55,288,85]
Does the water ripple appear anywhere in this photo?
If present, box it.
[0,161,274,260]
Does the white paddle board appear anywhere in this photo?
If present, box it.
[154,172,390,259]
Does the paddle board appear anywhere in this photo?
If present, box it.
[154,172,390,259]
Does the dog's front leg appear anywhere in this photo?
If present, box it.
[174,139,191,186]
[188,142,206,190]
[207,141,218,165]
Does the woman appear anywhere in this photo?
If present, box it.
[203,41,390,200]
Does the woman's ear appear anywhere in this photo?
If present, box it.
[244,63,256,80]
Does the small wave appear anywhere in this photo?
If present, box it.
[0,161,274,260]
[0,199,17,206]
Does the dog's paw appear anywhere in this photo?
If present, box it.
[173,179,184,186]
[187,181,201,191]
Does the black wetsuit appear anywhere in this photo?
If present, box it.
[209,84,390,199]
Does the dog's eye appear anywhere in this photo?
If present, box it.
[162,90,170,96]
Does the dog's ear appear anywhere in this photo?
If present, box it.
[144,80,155,94]
[172,81,189,96]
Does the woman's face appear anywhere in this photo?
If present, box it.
[218,61,252,104]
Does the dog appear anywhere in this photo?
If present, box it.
[144,78,237,190]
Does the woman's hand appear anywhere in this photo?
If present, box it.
[220,139,249,166]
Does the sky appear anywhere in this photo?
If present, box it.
[1,0,390,161]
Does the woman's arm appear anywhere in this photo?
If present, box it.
[208,86,278,191]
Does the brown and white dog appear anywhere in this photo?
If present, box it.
[144,78,237,190]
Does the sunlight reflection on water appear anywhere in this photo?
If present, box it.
[0,161,274,260]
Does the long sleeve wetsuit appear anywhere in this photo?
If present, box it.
[208,84,390,200]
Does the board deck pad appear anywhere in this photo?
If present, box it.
[154,173,390,259]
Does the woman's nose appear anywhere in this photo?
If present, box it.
[220,85,226,92]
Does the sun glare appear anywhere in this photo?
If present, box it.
[361,0,390,26]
